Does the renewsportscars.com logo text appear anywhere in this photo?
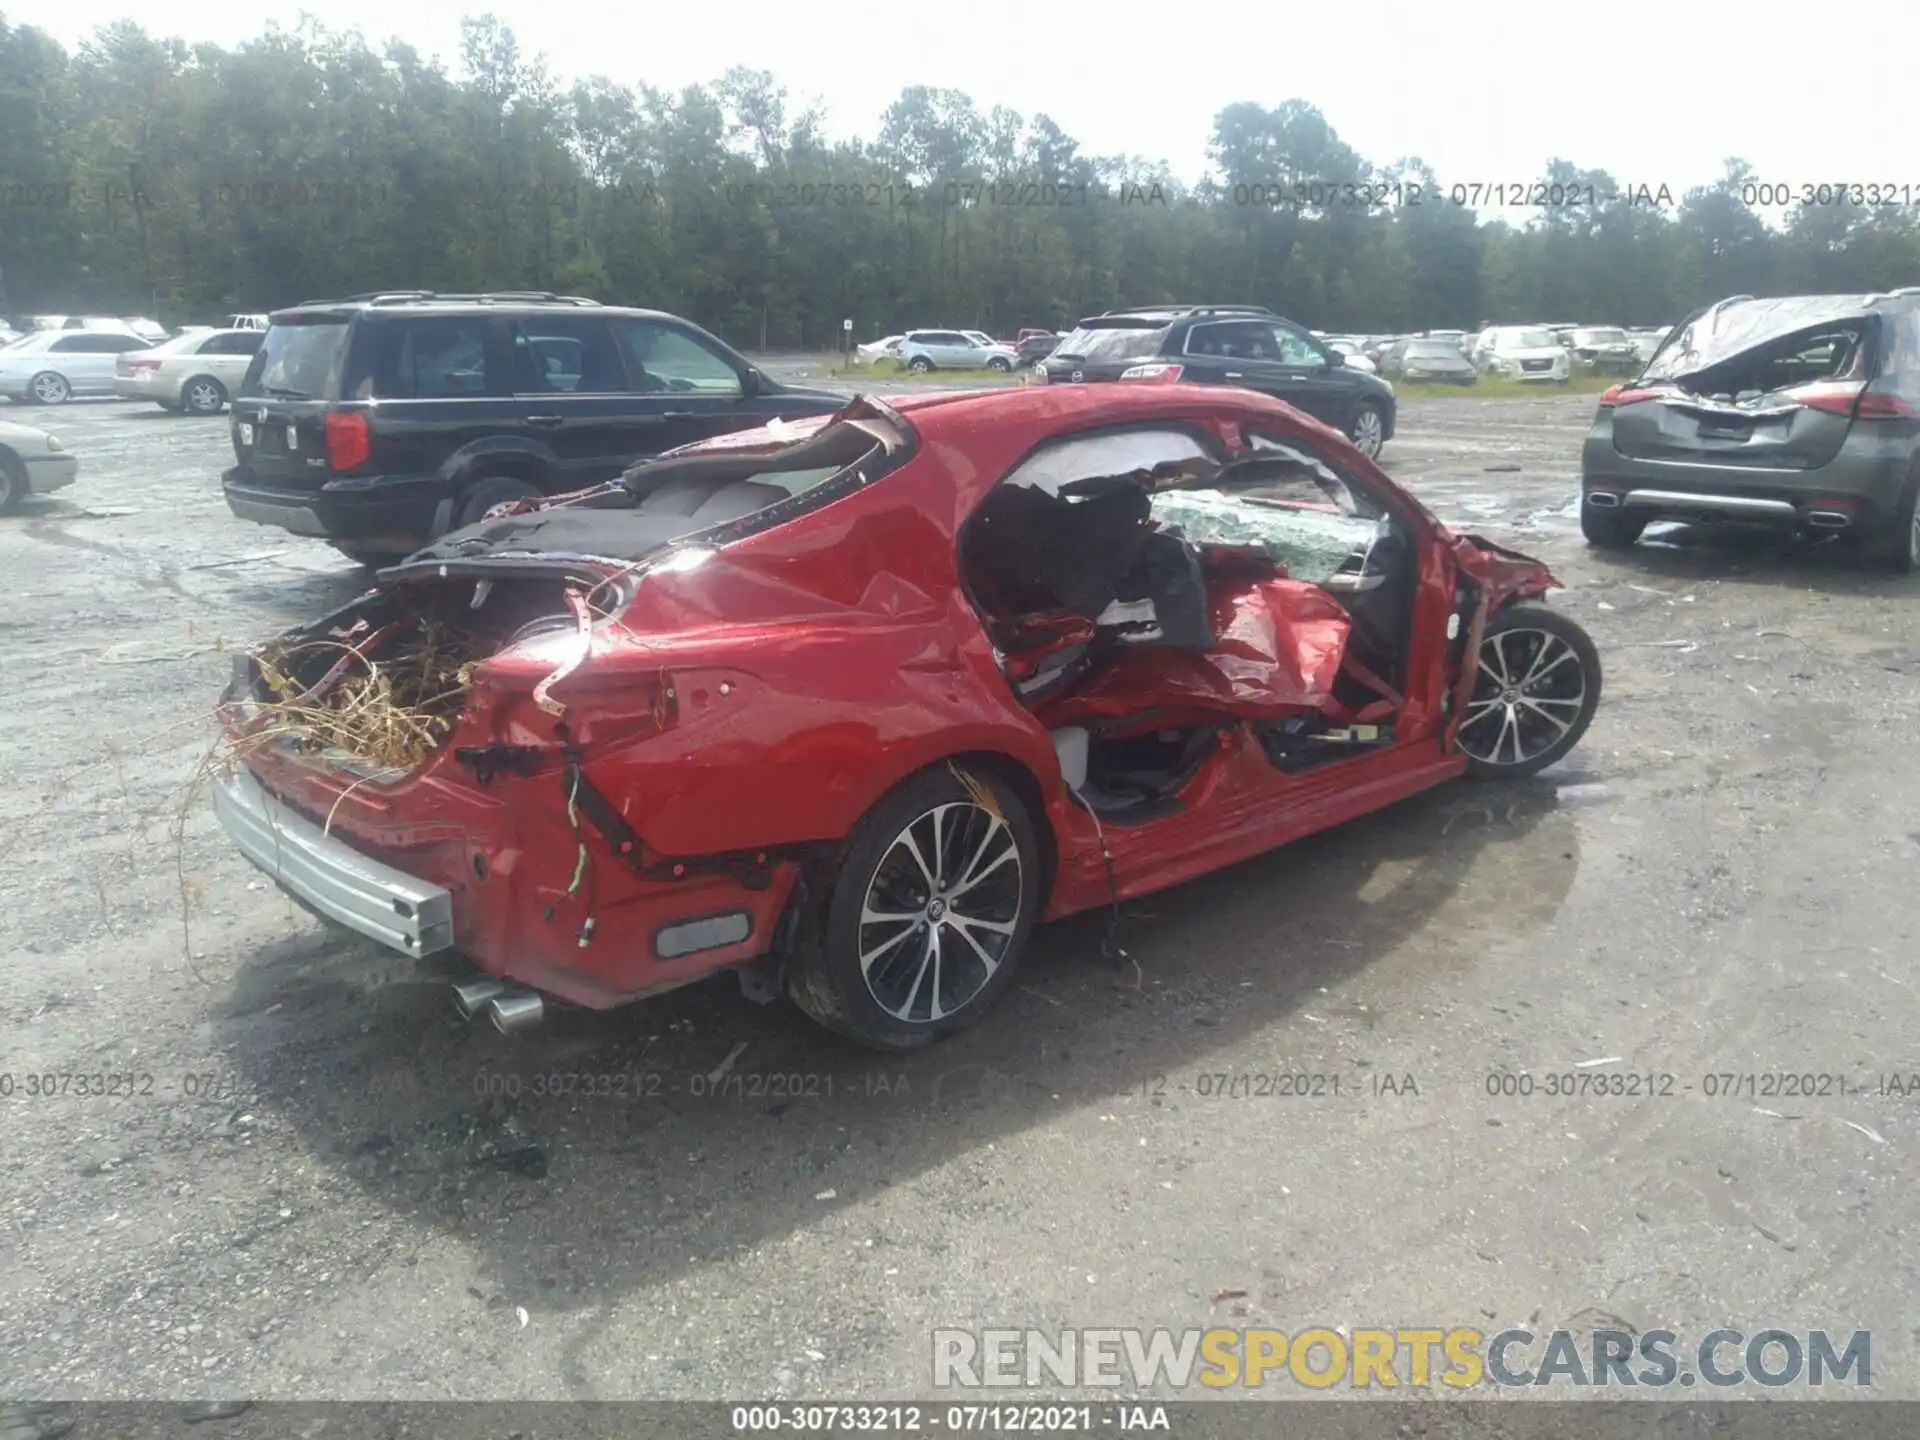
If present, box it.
[932,1327,1871,1390]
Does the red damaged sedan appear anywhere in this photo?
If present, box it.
[214,384,1601,1050]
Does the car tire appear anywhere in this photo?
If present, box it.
[454,475,541,529]
[987,357,1012,373]
[908,356,933,374]
[1456,603,1602,780]
[27,372,69,405]
[1348,402,1386,459]
[182,376,227,415]
[1580,503,1647,550]
[1875,471,1920,575]
[0,450,25,514]
[788,763,1042,1051]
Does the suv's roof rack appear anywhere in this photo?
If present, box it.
[1100,304,1278,319]
[292,290,604,308]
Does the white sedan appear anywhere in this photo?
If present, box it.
[0,419,78,512]
[0,329,153,404]
[113,327,266,413]
[854,335,904,365]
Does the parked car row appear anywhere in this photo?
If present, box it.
[1346,324,1672,380]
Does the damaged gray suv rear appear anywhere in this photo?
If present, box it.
[1580,292,1920,571]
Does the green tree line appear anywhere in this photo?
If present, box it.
[3,12,1917,348]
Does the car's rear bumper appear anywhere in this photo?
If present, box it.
[113,375,174,403]
[23,453,78,494]
[223,466,450,551]
[220,750,804,1009]
[213,767,455,956]
[1581,431,1911,529]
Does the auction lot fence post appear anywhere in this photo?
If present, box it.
[2,1405,1914,1438]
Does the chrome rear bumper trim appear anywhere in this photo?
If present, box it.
[1622,489,1799,519]
[213,769,453,956]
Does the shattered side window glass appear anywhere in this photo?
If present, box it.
[1149,432,1388,584]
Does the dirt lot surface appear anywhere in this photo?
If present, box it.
[2,389,1916,1404]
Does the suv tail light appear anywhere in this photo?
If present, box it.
[1789,381,1914,420]
[1597,384,1668,407]
[1119,363,1184,383]
[325,411,371,470]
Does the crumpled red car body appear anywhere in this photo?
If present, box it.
[223,383,1565,1017]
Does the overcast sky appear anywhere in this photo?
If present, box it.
[37,1,1920,209]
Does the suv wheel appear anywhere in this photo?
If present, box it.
[1581,502,1647,550]
[1879,473,1920,575]
[455,475,541,529]
[986,356,1012,373]
[907,356,933,374]
[1348,402,1386,458]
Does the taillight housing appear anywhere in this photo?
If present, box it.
[1119,363,1184,383]
[1791,381,1912,419]
[325,411,371,470]
[1597,384,1667,408]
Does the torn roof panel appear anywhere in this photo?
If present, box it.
[1644,294,1897,383]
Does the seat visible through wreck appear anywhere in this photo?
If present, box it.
[959,425,1415,819]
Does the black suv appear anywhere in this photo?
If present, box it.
[222,292,846,561]
[1032,305,1398,458]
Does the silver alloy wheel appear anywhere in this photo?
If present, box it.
[185,379,223,413]
[1456,627,1588,768]
[30,372,68,405]
[857,800,1024,1025]
[1350,406,1384,457]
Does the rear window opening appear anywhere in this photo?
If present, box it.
[395,411,912,571]
[1050,324,1172,364]
[247,319,350,400]
[1658,323,1873,406]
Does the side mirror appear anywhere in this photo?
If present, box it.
[1328,351,1347,368]
[740,367,763,397]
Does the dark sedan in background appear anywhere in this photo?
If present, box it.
[1379,338,1478,386]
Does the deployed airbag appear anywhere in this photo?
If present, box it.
[1034,577,1351,725]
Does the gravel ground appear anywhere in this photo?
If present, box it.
[1,388,1917,1404]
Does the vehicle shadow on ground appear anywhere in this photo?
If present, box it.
[211,772,1583,1322]
[1592,521,1908,595]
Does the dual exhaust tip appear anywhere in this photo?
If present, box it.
[452,978,545,1033]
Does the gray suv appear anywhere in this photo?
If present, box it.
[1580,292,1920,572]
